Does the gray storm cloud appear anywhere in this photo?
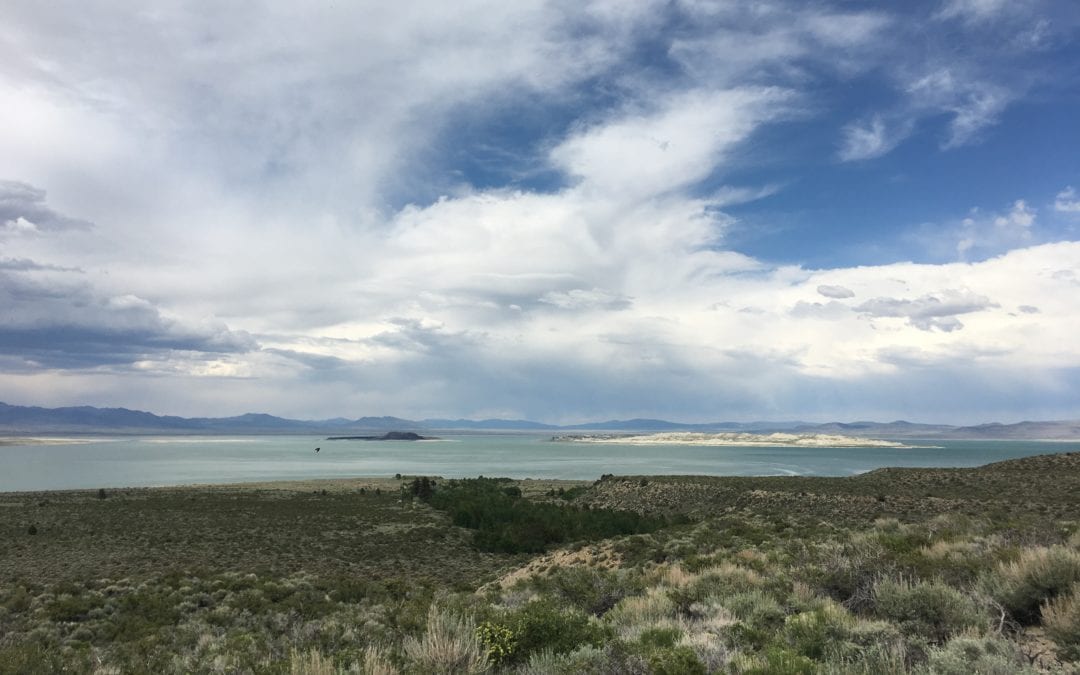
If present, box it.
[0,180,94,232]
[816,284,855,299]
[0,266,255,369]
[855,289,997,332]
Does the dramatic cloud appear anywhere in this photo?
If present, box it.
[0,264,254,369]
[0,180,94,233]
[0,1,1077,422]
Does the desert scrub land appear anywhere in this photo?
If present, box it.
[0,454,1079,673]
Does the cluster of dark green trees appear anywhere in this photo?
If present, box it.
[407,476,665,554]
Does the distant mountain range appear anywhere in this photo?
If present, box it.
[1,401,1078,440]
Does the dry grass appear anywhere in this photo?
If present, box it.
[1042,585,1080,661]
[402,605,489,674]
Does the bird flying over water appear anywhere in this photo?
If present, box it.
[314,447,320,453]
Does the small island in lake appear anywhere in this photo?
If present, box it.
[326,431,437,441]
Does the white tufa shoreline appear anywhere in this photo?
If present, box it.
[553,431,919,448]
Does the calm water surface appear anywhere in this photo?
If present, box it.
[2,434,1078,492]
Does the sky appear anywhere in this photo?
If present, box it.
[2,0,1079,424]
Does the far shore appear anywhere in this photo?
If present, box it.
[0,436,101,446]
[552,431,938,448]
[0,475,589,497]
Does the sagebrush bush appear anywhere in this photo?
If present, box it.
[919,633,1036,675]
[819,641,907,675]
[528,565,634,616]
[678,625,730,672]
[780,601,860,660]
[549,644,609,674]
[780,598,905,666]
[732,645,816,675]
[813,536,891,607]
[724,589,785,628]
[871,578,985,642]
[512,648,565,675]
[978,545,1080,624]
[1041,584,1080,662]
[478,598,608,665]
[667,562,765,617]
[691,563,763,595]
[646,644,706,675]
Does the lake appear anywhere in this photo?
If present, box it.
[2,434,1078,492]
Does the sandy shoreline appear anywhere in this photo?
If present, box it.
[553,431,931,448]
[0,436,102,446]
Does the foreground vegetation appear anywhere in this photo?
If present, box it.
[1,454,1078,673]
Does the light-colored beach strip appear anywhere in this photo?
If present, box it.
[554,431,920,448]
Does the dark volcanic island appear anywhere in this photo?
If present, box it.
[326,431,436,441]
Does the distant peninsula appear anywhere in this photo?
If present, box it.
[552,432,916,448]
[326,431,437,441]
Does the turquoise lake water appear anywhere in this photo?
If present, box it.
[2,434,1078,492]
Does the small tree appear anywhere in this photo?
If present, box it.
[410,476,434,501]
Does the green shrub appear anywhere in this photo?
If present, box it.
[514,648,567,675]
[4,586,32,613]
[681,563,763,607]
[781,602,854,660]
[1041,584,1080,662]
[978,545,1080,624]
[648,645,706,675]
[0,641,73,674]
[871,578,985,642]
[638,626,682,650]
[733,646,816,675]
[919,633,1037,674]
[555,645,610,673]
[725,589,785,628]
[510,599,608,662]
[475,620,516,665]
[813,537,891,608]
[44,593,100,622]
[474,599,608,666]
[820,642,907,675]
[529,566,635,616]
[914,535,1005,586]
